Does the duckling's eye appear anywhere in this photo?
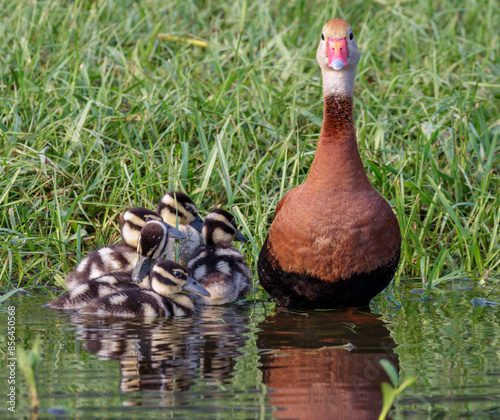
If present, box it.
[321,33,325,41]
[173,270,183,278]
[349,32,354,41]
[185,205,193,213]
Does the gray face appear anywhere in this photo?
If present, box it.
[316,19,360,72]
[315,20,360,97]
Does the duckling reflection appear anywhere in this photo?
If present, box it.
[195,306,251,384]
[257,309,398,420]
[69,305,251,397]
[70,315,199,393]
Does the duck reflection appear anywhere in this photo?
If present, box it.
[257,309,398,420]
[69,305,250,396]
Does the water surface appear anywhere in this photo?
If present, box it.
[1,281,499,419]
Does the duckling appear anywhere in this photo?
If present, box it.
[64,242,137,291]
[78,260,210,318]
[121,207,163,249]
[47,272,141,310]
[64,219,185,291]
[131,219,186,284]
[187,209,250,305]
[50,220,186,310]
[157,191,204,266]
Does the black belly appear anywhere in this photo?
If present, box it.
[257,238,400,308]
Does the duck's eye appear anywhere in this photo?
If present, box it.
[173,270,183,278]
[185,205,193,213]
[321,33,325,41]
[349,32,354,41]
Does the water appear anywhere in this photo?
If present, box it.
[0,281,499,419]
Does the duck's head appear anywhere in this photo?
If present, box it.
[316,19,360,95]
[157,191,204,232]
[149,260,210,298]
[131,220,186,284]
[202,209,248,246]
[121,207,163,248]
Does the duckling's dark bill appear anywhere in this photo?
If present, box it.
[189,215,204,232]
[132,254,152,284]
[235,229,248,242]
[166,225,187,239]
[182,276,210,297]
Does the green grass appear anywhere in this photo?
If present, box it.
[1,0,499,294]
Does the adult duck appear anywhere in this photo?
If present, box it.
[257,19,401,308]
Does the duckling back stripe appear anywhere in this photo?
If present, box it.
[188,243,247,276]
[163,299,174,316]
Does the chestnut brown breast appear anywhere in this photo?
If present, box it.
[257,94,401,308]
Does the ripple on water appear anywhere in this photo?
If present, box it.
[1,284,499,419]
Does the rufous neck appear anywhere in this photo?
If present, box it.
[319,94,355,140]
[305,93,369,189]
[318,65,356,139]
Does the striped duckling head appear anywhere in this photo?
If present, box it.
[157,191,204,232]
[149,260,210,298]
[121,207,163,249]
[131,220,186,284]
[202,209,248,246]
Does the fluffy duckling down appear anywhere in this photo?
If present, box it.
[187,209,251,305]
[157,191,204,266]
[55,219,185,307]
[121,207,163,249]
[64,207,165,291]
[79,260,210,318]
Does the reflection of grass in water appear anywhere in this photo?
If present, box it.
[0,2,498,300]
[0,289,23,303]
[378,359,415,420]
[17,336,41,413]
[380,283,500,417]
